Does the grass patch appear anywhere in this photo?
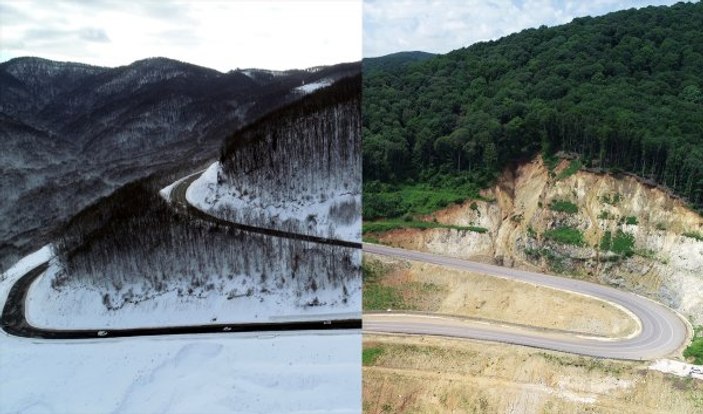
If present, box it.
[363,179,482,220]
[538,352,625,375]
[611,231,635,256]
[525,247,568,273]
[368,342,476,361]
[624,216,639,225]
[363,259,404,311]
[415,282,443,294]
[363,219,487,235]
[684,326,703,365]
[362,235,381,244]
[634,248,657,259]
[364,283,404,311]
[683,231,703,242]
[601,193,622,205]
[544,227,585,246]
[556,159,581,180]
[549,199,579,214]
[598,211,616,220]
[362,257,447,312]
[600,230,635,257]
[362,346,385,366]
[544,153,559,172]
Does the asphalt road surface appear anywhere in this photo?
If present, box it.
[170,174,361,249]
[362,243,689,361]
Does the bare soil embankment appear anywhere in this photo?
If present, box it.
[363,335,703,414]
[365,253,639,338]
[369,155,703,324]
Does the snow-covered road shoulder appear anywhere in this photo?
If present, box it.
[186,161,361,241]
[0,245,52,310]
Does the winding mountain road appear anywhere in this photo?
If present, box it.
[4,172,688,361]
[170,174,362,249]
[0,172,363,340]
[1,261,360,339]
[362,244,690,361]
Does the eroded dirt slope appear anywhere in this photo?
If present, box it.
[365,254,638,338]
[363,335,703,414]
[374,156,703,323]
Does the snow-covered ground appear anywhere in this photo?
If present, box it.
[1,331,361,414]
[294,79,332,94]
[26,255,360,329]
[22,165,361,329]
[0,244,52,285]
[186,162,360,242]
[1,249,361,414]
[158,170,203,201]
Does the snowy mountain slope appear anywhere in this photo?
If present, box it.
[188,75,361,242]
[0,57,360,271]
[18,75,362,329]
[294,78,333,93]
[26,239,360,329]
[0,57,108,122]
[0,59,363,412]
[20,177,359,329]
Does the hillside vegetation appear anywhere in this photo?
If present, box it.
[219,75,361,205]
[363,2,703,218]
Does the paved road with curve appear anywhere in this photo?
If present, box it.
[362,243,689,360]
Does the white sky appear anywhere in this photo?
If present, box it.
[363,0,685,58]
[0,0,361,71]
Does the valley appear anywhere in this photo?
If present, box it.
[7,74,362,330]
[0,57,358,271]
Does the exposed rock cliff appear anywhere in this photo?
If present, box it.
[375,156,703,323]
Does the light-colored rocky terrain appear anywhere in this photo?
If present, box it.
[372,156,703,324]
[363,335,703,413]
[364,254,639,338]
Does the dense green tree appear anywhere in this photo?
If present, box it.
[363,2,703,215]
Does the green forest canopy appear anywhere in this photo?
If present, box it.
[363,2,703,219]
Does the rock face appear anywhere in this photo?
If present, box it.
[0,56,359,270]
[378,156,703,323]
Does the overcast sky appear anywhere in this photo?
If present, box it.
[0,0,361,71]
[363,0,684,58]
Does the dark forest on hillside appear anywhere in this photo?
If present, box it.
[363,2,703,218]
[214,75,361,237]
[54,174,358,310]
[49,77,363,309]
